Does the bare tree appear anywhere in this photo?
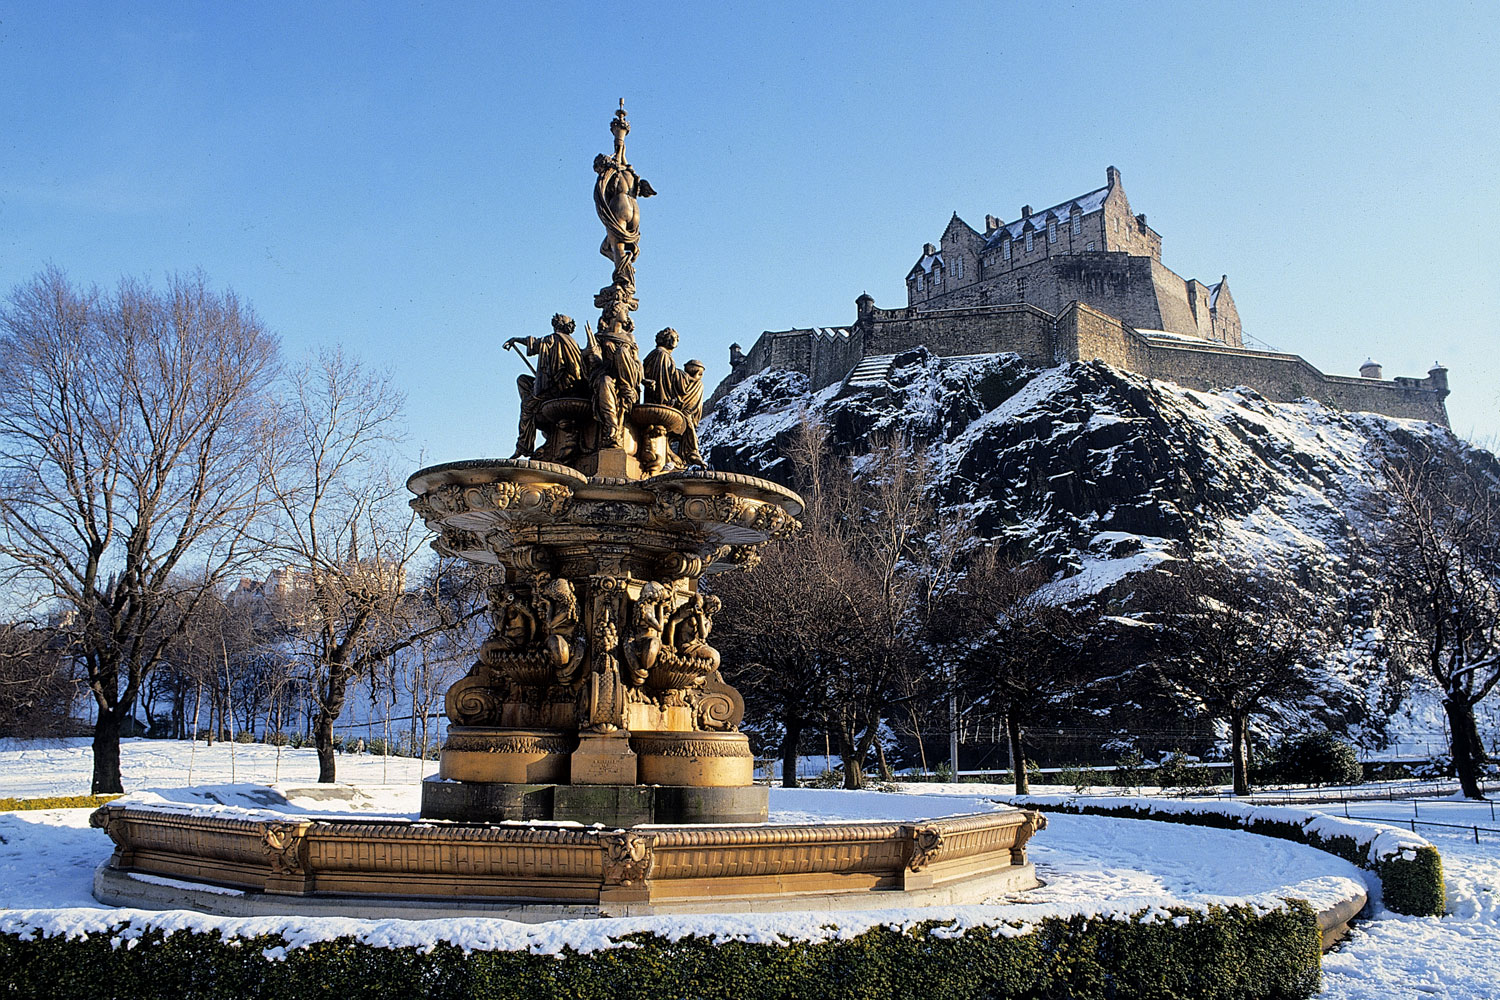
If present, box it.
[1136,561,1317,796]
[1371,448,1500,798]
[0,269,280,792]
[261,350,484,782]
[948,554,1096,794]
[710,416,853,786]
[0,621,77,736]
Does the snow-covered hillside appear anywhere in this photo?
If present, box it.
[700,350,1500,750]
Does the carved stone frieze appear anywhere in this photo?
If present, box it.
[414,482,573,526]
[630,737,754,759]
[443,732,575,755]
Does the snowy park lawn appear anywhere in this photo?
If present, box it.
[0,740,1495,998]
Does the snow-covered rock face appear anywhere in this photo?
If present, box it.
[700,350,1499,738]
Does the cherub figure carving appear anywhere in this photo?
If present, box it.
[666,593,721,674]
[622,581,670,687]
[534,578,582,685]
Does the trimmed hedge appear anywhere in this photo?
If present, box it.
[0,905,1322,1000]
[0,794,120,812]
[1011,796,1444,917]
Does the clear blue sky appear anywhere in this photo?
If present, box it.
[3,1,1497,458]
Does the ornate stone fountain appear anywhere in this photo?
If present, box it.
[89,105,1043,916]
[410,102,801,826]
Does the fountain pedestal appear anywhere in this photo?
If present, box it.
[408,454,800,826]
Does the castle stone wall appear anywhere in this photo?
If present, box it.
[1061,304,1450,424]
[862,303,1056,375]
[710,297,1450,428]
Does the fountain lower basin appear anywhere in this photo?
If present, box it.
[90,797,1044,921]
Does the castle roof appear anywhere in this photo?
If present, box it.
[982,185,1110,249]
[908,248,943,278]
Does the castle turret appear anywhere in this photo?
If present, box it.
[1359,359,1383,379]
[855,292,875,319]
[1426,363,1449,398]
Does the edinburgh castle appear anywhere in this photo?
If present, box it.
[709,168,1450,425]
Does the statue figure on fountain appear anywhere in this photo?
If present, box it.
[593,101,656,288]
[585,290,644,451]
[643,327,707,468]
[506,314,585,458]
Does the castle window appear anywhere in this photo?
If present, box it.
[915,273,923,290]
[933,267,942,285]
[1048,220,1057,244]
[1085,242,1095,251]
[1017,277,1027,302]
[1071,212,1081,236]
[955,257,963,279]
[1002,239,1011,261]
[1025,231,1033,253]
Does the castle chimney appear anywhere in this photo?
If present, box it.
[1106,165,1121,187]
[1021,205,1033,220]
[923,242,938,256]
[729,343,745,368]
[984,214,1000,234]
[1359,358,1383,380]
[1136,213,1147,230]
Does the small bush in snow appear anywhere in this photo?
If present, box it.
[1266,733,1362,787]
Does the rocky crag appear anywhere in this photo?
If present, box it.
[699,348,1500,755]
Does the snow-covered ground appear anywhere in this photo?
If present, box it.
[0,737,432,798]
[0,740,1495,997]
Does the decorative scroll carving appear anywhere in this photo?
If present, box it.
[1011,811,1047,866]
[263,822,311,876]
[446,670,504,726]
[600,831,655,886]
[658,551,705,579]
[906,824,945,872]
[433,527,487,558]
[693,670,745,731]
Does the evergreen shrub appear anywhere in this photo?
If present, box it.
[0,794,120,812]
[1266,734,1362,787]
[0,904,1322,1000]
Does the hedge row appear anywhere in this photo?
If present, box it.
[0,904,1322,1000]
[0,794,120,812]
[1010,795,1444,917]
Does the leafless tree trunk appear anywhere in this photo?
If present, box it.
[0,269,280,792]
[1371,449,1500,799]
